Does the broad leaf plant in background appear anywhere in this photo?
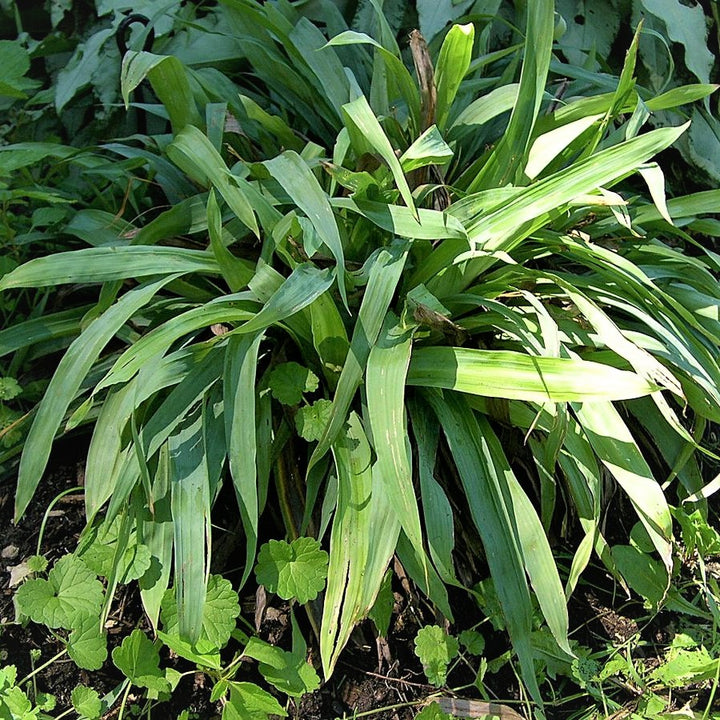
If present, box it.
[1,0,720,716]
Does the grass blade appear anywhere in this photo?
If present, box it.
[167,125,260,238]
[408,397,456,584]
[366,315,425,579]
[139,443,174,633]
[423,389,541,705]
[85,344,215,516]
[121,51,202,133]
[224,334,262,587]
[321,412,400,677]
[331,197,466,240]
[15,276,174,520]
[169,410,210,644]
[0,306,89,358]
[475,413,570,655]
[264,151,348,307]
[342,95,417,220]
[434,23,474,131]
[467,0,555,190]
[0,247,220,290]
[574,401,673,579]
[407,346,659,402]
[310,240,410,467]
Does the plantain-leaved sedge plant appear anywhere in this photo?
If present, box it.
[2,0,720,711]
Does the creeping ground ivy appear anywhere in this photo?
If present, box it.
[254,537,329,604]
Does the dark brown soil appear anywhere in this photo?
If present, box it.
[2,441,717,719]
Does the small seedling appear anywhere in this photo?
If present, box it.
[295,399,333,442]
[414,625,459,687]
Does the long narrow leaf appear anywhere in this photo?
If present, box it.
[15,276,174,520]
[366,316,425,579]
[264,152,347,307]
[342,95,417,219]
[169,410,210,644]
[321,412,400,677]
[310,240,410,466]
[224,334,262,587]
[467,0,554,190]
[407,346,659,402]
[0,247,220,290]
[574,401,673,578]
[423,389,541,705]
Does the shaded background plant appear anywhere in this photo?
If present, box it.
[1,0,720,716]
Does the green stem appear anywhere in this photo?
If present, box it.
[19,648,67,687]
[117,681,132,720]
[36,486,84,556]
[703,654,720,719]
[12,2,23,34]
[274,451,298,541]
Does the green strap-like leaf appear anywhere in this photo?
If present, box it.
[310,240,410,467]
[264,151,348,307]
[366,316,426,581]
[407,346,658,402]
[224,334,262,588]
[330,197,467,240]
[466,0,555,190]
[121,51,202,133]
[325,30,420,128]
[15,276,175,521]
[475,413,571,655]
[574,400,673,582]
[85,344,216,517]
[434,23,475,131]
[342,95,418,220]
[106,350,227,522]
[423,390,541,705]
[167,125,260,238]
[95,298,255,392]
[207,190,255,292]
[139,444,174,634]
[321,412,400,678]
[0,306,89,358]
[408,397,456,584]
[169,410,210,644]
[0,247,221,290]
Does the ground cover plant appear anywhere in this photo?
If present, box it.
[1,0,720,718]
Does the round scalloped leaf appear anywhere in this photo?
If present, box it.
[268,362,319,406]
[68,615,108,671]
[202,575,241,649]
[224,681,287,719]
[160,574,240,652]
[415,703,454,720]
[71,685,103,720]
[0,377,21,400]
[14,553,103,629]
[26,554,48,573]
[254,537,328,604]
[458,629,485,656]
[414,625,459,687]
[295,399,333,442]
[112,629,171,694]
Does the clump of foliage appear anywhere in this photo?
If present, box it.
[2,0,720,717]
